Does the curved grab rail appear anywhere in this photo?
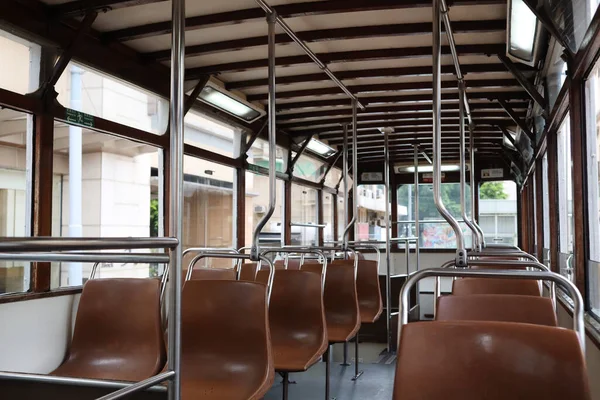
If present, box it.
[261,248,328,294]
[399,268,585,354]
[186,248,241,282]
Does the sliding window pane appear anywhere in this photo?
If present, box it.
[323,192,335,243]
[479,181,518,246]
[357,184,387,242]
[290,184,318,246]
[557,115,574,281]
[246,138,287,173]
[0,29,40,94]
[245,173,284,247]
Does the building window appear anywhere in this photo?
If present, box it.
[245,173,284,247]
[557,115,574,281]
[397,183,473,249]
[357,184,387,242]
[290,184,318,246]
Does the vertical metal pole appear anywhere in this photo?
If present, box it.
[470,129,485,249]
[167,0,185,397]
[251,12,278,260]
[414,146,420,313]
[342,123,349,248]
[458,81,480,253]
[432,0,466,267]
[352,100,358,242]
[384,128,392,352]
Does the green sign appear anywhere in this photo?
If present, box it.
[65,108,94,128]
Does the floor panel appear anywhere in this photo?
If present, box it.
[264,362,395,400]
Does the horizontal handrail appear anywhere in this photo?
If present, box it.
[261,248,328,293]
[96,371,175,400]
[0,237,178,252]
[0,252,170,264]
[400,268,585,354]
[186,249,240,281]
[290,222,327,228]
[469,251,538,262]
[0,371,168,393]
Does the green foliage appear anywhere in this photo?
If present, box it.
[150,198,159,237]
[480,181,508,200]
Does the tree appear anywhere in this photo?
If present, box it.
[479,181,508,200]
[150,198,159,237]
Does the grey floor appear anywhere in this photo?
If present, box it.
[264,361,395,400]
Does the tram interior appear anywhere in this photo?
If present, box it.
[1,0,600,399]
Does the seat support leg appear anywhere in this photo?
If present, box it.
[351,333,364,381]
[340,342,351,366]
[282,372,289,400]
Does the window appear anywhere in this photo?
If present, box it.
[56,63,169,135]
[181,157,235,270]
[479,181,518,246]
[290,184,318,246]
[542,153,551,266]
[324,167,342,189]
[0,108,32,294]
[397,183,473,249]
[557,115,574,281]
[545,0,600,53]
[246,138,287,173]
[585,59,600,313]
[292,153,326,183]
[0,30,40,95]
[51,123,161,288]
[184,111,241,158]
[337,195,346,241]
[323,192,335,243]
[357,184,387,242]
[245,173,284,247]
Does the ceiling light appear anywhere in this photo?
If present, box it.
[404,165,461,173]
[507,0,540,65]
[198,85,264,123]
[306,138,336,157]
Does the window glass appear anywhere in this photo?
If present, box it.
[184,110,241,158]
[545,0,600,53]
[292,153,326,183]
[51,122,161,288]
[181,157,235,270]
[56,63,169,135]
[323,192,335,243]
[357,184,388,242]
[0,30,40,94]
[246,138,287,173]
[546,40,568,110]
[557,115,574,280]
[397,183,473,249]
[290,184,318,246]
[324,167,341,189]
[0,108,32,294]
[585,60,600,312]
[245,173,284,247]
[542,153,551,266]
[337,195,346,241]
[479,181,518,246]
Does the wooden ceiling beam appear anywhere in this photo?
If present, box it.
[50,0,166,17]
[228,63,533,90]
[147,20,506,61]
[278,101,529,120]
[248,79,523,101]
[276,90,528,111]
[187,44,505,78]
[102,0,505,42]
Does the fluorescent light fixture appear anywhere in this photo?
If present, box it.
[404,165,461,173]
[306,138,336,157]
[507,0,540,65]
[198,84,265,123]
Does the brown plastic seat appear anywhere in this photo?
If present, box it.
[51,278,165,382]
[452,278,541,296]
[237,262,258,281]
[356,259,383,323]
[302,260,360,343]
[436,294,557,326]
[187,267,237,281]
[394,321,590,400]
[180,280,274,400]
[256,269,328,372]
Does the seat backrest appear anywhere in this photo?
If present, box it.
[356,259,383,323]
[54,278,165,381]
[188,267,237,281]
[470,263,529,270]
[453,278,541,296]
[394,321,590,400]
[237,262,258,281]
[256,269,327,354]
[302,260,360,343]
[181,280,274,399]
[436,294,557,326]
